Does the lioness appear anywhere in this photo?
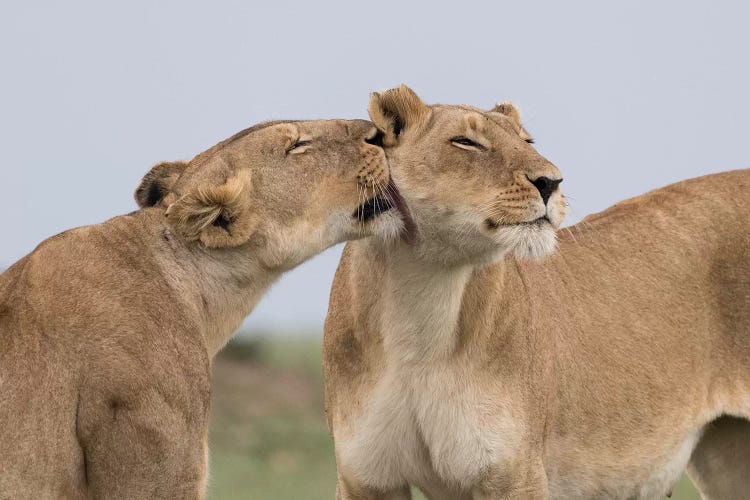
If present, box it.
[324,86,750,499]
[0,119,401,498]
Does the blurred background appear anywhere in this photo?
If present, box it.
[2,1,749,498]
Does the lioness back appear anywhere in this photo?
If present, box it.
[0,209,210,498]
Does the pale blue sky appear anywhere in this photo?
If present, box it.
[1,1,748,334]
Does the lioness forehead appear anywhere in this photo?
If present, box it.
[223,120,289,146]
[432,105,518,130]
[193,119,364,165]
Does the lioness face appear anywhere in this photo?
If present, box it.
[368,86,566,265]
[136,119,401,269]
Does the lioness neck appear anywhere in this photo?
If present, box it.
[377,243,473,363]
[181,248,279,358]
[145,212,281,358]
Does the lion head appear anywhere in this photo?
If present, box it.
[369,85,566,265]
[135,119,401,270]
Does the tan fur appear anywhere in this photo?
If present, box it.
[133,160,187,208]
[324,87,750,499]
[0,119,402,499]
[165,169,257,247]
[368,85,431,147]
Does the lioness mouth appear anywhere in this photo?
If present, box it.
[354,196,393,222]
[353,180,419,243]
[486,215,550,230]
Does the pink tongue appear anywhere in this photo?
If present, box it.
[386,179,418,244]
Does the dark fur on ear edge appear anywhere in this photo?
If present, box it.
[165,170,257,248]
[134,161,188,208]
[368,85,431,146]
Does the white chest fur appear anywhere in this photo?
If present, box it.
[336,251,705,498]
[338,258,521,492]
[338,362,520,492]
[340,359,701,499]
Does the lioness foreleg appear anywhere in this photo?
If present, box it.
[472,462,549,500]
[335,475,412,500]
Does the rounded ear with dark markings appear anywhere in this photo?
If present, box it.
[165,169,257,248]
[134,161,188,208]
[491,102,534,143]
[368,85,431,147]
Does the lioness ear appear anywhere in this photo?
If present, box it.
[134,161,188,208]
[491,102,534,143]
[165,169,257,248]
[368,85,431,146]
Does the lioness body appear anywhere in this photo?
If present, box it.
[326,169,750,499]
[0,119,398,498]
[324,86,750,499]
[0,211,210,498]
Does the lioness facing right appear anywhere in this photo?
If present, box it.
[0,118,401,498]
[324,86,750,499]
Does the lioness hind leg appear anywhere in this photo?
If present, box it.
[686,416,750,500]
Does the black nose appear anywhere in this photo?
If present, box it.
[530,176,562,205]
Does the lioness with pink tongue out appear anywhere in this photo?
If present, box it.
[0,118,402,499]
[325,86,750,499]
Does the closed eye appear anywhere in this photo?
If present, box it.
[450,136,487,151]
[287,140,312,154]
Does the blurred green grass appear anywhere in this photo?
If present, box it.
[207,337,700,499]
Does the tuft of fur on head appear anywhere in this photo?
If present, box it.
[492,102,522,126]
[134,161,187,208]
[492,102,534,143]
[166,170,257,248]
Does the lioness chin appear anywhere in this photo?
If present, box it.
[0,119,402,498]
[324,86,750,499]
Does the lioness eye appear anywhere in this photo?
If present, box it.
[288,140,312,153]
[450,137,486,151]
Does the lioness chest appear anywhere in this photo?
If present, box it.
[337,360,524,494]
[337,360,703,499]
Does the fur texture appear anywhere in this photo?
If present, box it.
[324,87,750,499]
[134,160,186,208]
[0,118,400,498]
[165,169,257,247]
